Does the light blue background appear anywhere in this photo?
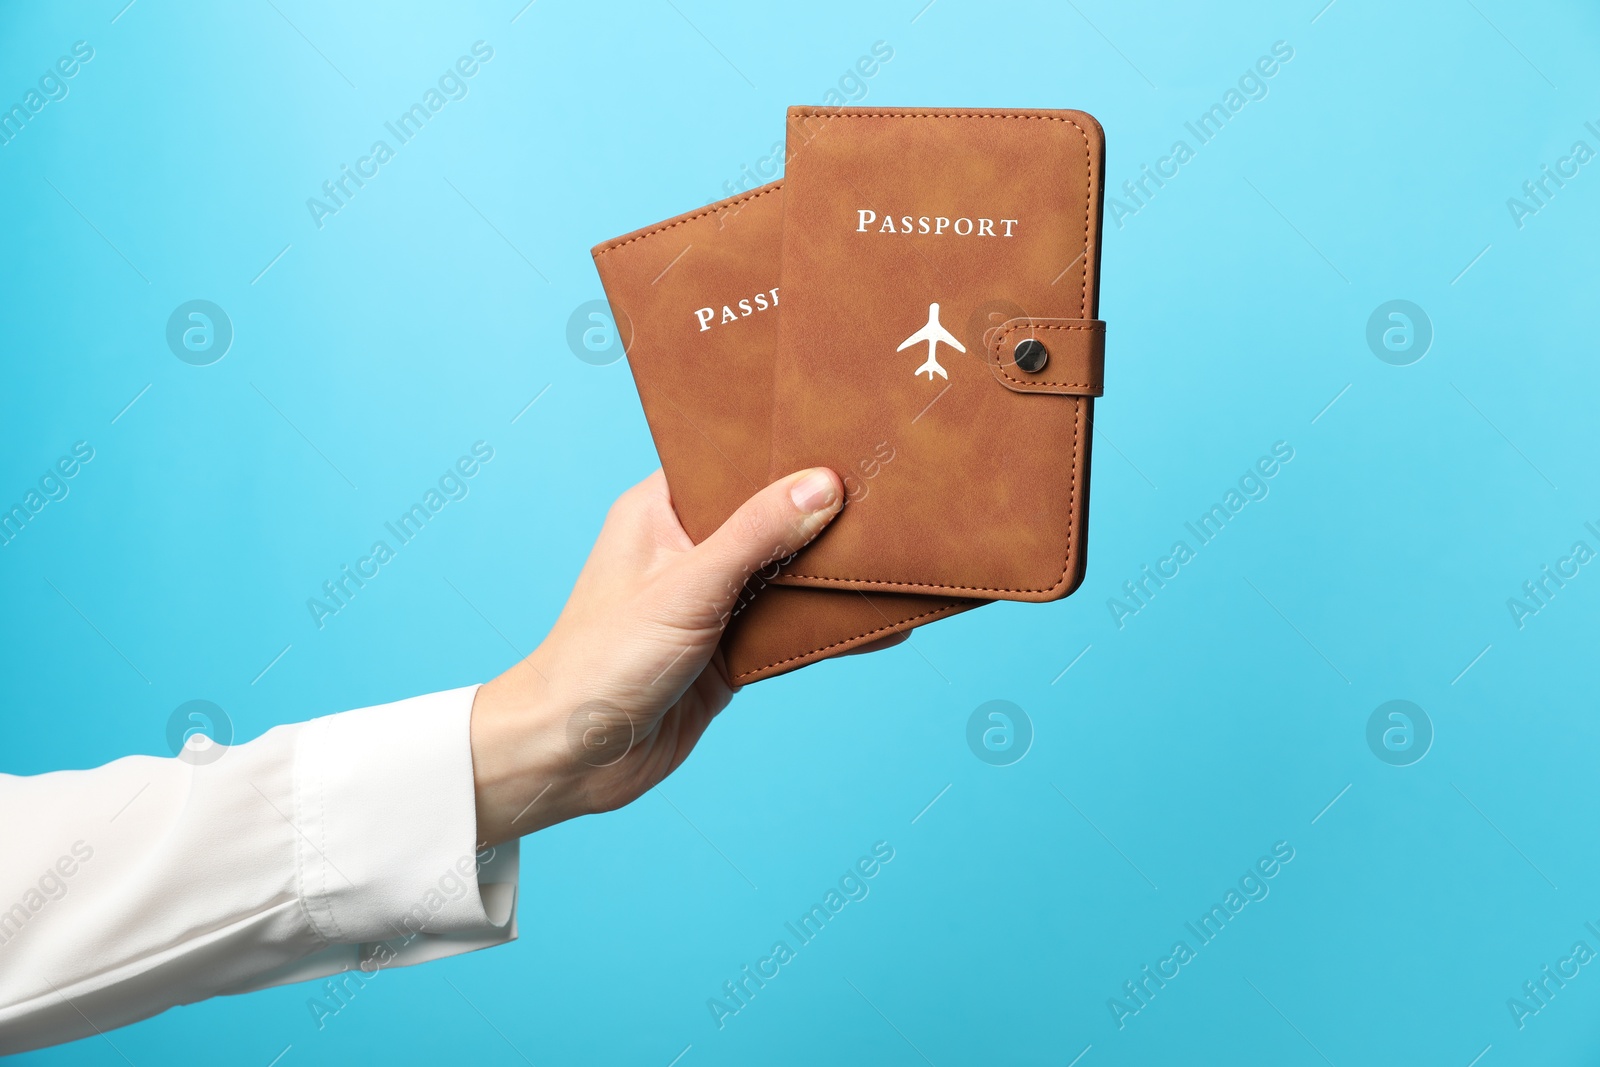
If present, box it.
[3,0,1598,1063]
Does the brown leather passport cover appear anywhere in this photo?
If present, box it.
[591,182,975,685]
[769,107,1106,602]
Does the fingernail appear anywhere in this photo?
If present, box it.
[789,470,837,513]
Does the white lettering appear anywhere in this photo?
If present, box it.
[852,209,1017,236]
[692,288,779,333]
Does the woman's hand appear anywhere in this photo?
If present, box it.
[468,467,846,846]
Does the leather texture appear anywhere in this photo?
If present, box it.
[768,107,1106,603]
[590,181,978,685]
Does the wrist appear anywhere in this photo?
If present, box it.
[469,658,592,845]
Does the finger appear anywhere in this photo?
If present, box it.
[675,467,843,620]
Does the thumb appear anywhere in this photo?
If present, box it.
[677,467,844,619]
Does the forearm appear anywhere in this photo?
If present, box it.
[0,688,516,1055]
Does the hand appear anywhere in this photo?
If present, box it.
[469,467,854,846]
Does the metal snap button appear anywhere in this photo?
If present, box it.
[1013,338,1049,373]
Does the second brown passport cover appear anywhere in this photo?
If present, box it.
[591,182,976,685]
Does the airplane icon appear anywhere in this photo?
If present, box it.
[896,302,965,381]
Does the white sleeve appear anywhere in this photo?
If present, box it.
[0,685,518,1056]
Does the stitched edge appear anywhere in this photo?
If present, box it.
[731,601,972,683]
[780,109,1097,597]
[591,183,782,258]
[791,108,1092,122]
[989,322,1105,391]
[590,180,973,662]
